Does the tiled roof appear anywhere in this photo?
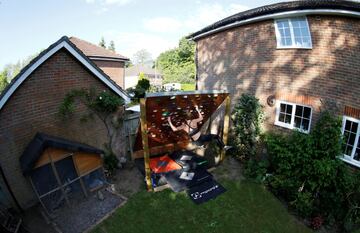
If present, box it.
[187,0,360,39]
[0,36,131,110]
[69,36,129,61]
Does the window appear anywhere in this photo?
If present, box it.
[275,17,312,49]
[275,101,312,133]
[341,116,360,166]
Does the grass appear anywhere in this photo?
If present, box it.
[93,180,312,233]
[181,83,196,91]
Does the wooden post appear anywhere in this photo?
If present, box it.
[221,95,231,161]
[47,150,71,206]
[72,153,88,198]
[140,98,152,191]
[29,177,51,216]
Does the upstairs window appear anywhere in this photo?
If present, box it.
[341,116,360,166]
[275,101,312,133]
[274,17,312,49]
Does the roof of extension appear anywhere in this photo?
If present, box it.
[69,36,129,61]
[0,36,131,110]
[187,0,360,40]
[20,133,103,175]
[125,64,163,77]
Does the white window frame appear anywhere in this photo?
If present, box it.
[274,17,312,49]
[340,116,360,168]
[274,100,313,133]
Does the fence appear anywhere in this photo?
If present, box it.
[124,112,140,159]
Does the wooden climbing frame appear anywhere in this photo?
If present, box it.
[135,90,231,191]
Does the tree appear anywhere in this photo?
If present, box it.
[108,40,115,52]
[0,52,40,90]
[125,60,133,68]
[99,37,106,48]
[0,70,8,93]
[156,37,195,84]
[133,49,152,65]
[126,74,150,100]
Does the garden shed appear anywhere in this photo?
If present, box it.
[19,133,105,213]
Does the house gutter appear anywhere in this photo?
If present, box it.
[190,9,360,41]
[88,56,130,62]
[0,165,22,211]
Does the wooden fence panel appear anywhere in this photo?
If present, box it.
[124,112,140,159]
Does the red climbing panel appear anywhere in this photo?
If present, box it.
[133,91,229,154]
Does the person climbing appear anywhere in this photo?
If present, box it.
[167,105,231,150]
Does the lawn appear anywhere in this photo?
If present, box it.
[93,180,312,233]
[181,83,196,91]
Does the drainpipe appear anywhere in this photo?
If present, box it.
[195,42,199,91]
[0,165,23,211]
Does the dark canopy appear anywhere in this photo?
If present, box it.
[20,133,103,175]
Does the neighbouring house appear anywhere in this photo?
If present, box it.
[124,64,163,89]
[70,37,130,88]
[0,36,130,211]
[188,1,360,167]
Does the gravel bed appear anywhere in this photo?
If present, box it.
[51,189,125,233]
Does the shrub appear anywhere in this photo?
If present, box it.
[231,93,264,160]
[127,77,151,100]
[266,111,360,229]
[243,158,269,182]
[103,146,119,176]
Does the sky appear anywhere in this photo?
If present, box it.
[0,0,283,69]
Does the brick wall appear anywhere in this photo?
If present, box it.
[93,60,125,88]
[196,15,360,131]
[0,49,126,208]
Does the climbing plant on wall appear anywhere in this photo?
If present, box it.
[59,88,125,174]
[231,93,264,160]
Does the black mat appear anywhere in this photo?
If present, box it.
[134,151,226,204]
[164,168,212,192]
[169,150,209,170]
[187,179,226,204]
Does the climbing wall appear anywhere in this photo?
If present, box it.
[133,91,229,153]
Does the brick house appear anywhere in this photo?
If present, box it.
[0,36,130,210]
[69,37,129,88]
[188,1,360,167]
